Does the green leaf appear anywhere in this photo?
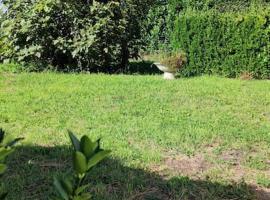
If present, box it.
[73,151,87,174]
[53,177,69,200]
[74,184,90,195]
[0,148,13,161]
[68,130,81,151]
[0,164,7,175]
[92,138,101,154]
[87,150,111,170]
[74,193,92,200]
[61,177,73,195]
[80,136,95,159]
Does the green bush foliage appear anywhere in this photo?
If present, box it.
[1,0,155,72]
[146,1,270,78]
[0,128,23,199]
[169,0,269,12]
[0,9,6,61]
[146,0,270,51]
[144,1,171,52]
[172,9,270,78]
[53,131,110,200]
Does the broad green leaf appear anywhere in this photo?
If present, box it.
[0,164,7,175]
[73,151,87,174]
[80,136,94,159]
[80,193,91,199]
[0,148,13,161]
[93,139,101,154]
[74,193,92,200]
[53,177,69,200]
[68,130,80,151]
[87,150,111,170]
[74,184,90,195]
[61,177,73,195]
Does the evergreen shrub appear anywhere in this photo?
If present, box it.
[172,8,270,78]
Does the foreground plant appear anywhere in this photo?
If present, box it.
[0,128,23,199]
[53,131,111,200]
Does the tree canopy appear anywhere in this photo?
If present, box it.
[0,0,155,71]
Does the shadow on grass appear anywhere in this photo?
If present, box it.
[5,146,259,200]
[0,60,161,75]
[54,61,162,75]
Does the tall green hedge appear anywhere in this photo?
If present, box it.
[169,0,269,12]
[145,0,270,53]
[146,0,270,78]
[172,9,270,78]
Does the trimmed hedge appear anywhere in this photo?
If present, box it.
[169,0,269,12]
[171,9,270,78]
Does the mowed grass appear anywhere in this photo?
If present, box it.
[0,72,269,199]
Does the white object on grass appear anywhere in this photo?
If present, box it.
[154,62,176,80]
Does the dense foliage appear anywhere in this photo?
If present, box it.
[0,0,154,72]
[173,9,270,78]
[1,0,270,77]
[146,0,270,78]
[146,0,270,52]
[0,8,5,60]
[169,0,270,12]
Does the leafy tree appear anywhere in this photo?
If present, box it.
[1,0,155,71]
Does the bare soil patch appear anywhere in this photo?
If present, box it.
[251,185,270,200]
[150,147,270,200]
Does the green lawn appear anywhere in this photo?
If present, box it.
[0,72,269,199]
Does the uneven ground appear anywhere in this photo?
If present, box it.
[0,72,269,199]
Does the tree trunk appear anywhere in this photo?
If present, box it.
[120,41,129,70]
